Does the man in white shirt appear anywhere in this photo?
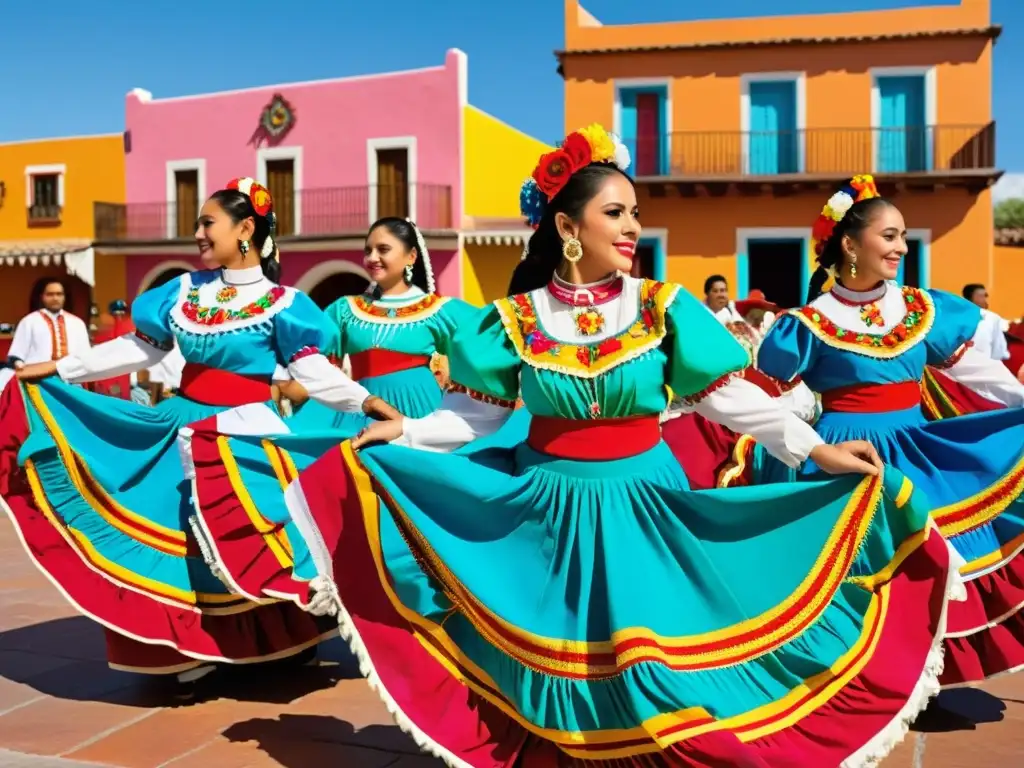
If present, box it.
[703,274,744,323]
[7,278,91,369]
[963,283,1010,361]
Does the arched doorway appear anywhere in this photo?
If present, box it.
[136,260,196,295]
[295,261,372,309]
[149,267,189,290]
[308,272,370,308]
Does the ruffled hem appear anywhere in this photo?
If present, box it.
[0,382,334,672]
[941,543,1024,687]
[921,367,1005,421]
[284,442,958,767]
[182,422,315,608]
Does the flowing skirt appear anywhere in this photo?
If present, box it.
[0,379,334,674]
[734,401,1024,688]
[191,423,960,766]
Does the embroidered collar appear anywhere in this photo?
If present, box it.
[38,309,63,318]
[547,273,623,307]
[830,281,887,306]
[222,266,265,286]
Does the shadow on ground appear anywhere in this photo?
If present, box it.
[911,688,1007,733]
[223,713,430,765]
[0,616,360,708]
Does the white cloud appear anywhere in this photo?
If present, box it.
[993,173,1024,203]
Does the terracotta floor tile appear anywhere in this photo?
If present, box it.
[0,677,43,716]
[0,694,159,756]
[65,697,275,768]
[161,734,403,768]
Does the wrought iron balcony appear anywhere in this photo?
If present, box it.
[94,183,453,242]
[623,123,996,180]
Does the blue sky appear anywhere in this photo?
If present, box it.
[2,0,1020,185]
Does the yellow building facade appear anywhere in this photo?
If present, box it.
[461,106,550,305]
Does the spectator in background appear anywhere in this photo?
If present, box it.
[963,283,1010,361]
[7,278,91,371]
[703,274,744,323]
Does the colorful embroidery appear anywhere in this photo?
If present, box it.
[40,312,68,360]
[215,286,238,304]
[682,372,736,405]
[349,294,446,324]
[181,285,286,326]
[134,329,173,351]
[449,382,516,409]
[573,306,605,336]
[859,302,884,328]
[791,286,934,359]
[497,279,678,378]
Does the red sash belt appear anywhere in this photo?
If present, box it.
[178,363,272,407]
[348,350,431,381]
[821,381,921,413]
[527,415,661,461]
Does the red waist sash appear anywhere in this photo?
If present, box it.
[178,363,273,407]
[821,381,921,413]
[527,415,661,460]
[348,350,431,381]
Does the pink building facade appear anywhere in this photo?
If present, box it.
[97,49,469,303]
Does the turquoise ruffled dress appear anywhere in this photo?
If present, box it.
[286,288,475,434]
[738,283,1024,687]
[0,268,339,674]
[190,277,959,766]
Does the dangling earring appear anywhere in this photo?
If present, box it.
[849,254,858,279]
[403,264,414,283]
[239,240,250,256]
[562,237,583,263]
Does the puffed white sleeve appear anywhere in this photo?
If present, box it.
[938,346,1024,407]
[56,334,169,383]
[275,292,370,412]
[691,377,824,469]
[6,317,34,364]
[391,304,519,453]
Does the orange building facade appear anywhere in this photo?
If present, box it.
[560,0,1002,309]
[0,133,126,336]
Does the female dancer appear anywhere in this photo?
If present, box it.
[728,175,1024,688]
[0,177,397,686]
[184,217,531,603]
[192,126,963,766]
[283,216,474,434]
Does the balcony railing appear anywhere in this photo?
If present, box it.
[94,183,453,242]
[622,123,996,179]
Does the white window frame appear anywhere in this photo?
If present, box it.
[366,136,418,224]
[905,227,932,288]
[256,145,303,236]
[869,66,937,172]
[739,72,806,175]
[25,163,67,209]
[165,159,207,239]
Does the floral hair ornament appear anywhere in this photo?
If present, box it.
[810,174,880,261]
[223,177,279,262]
[518,124,631,230]
[405,218,436,294]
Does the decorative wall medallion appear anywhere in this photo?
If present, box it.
[260,93,296,140]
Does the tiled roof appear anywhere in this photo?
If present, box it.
[556,25,1001,63]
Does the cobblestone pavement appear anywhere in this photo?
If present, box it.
[0,519,1019,767]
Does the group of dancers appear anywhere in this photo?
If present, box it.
[1,123,1023,767]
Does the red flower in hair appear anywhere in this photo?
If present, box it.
[561,133,593,171]
[811,218,836,256]
[250,183,273,217]
[533,149,575,200]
